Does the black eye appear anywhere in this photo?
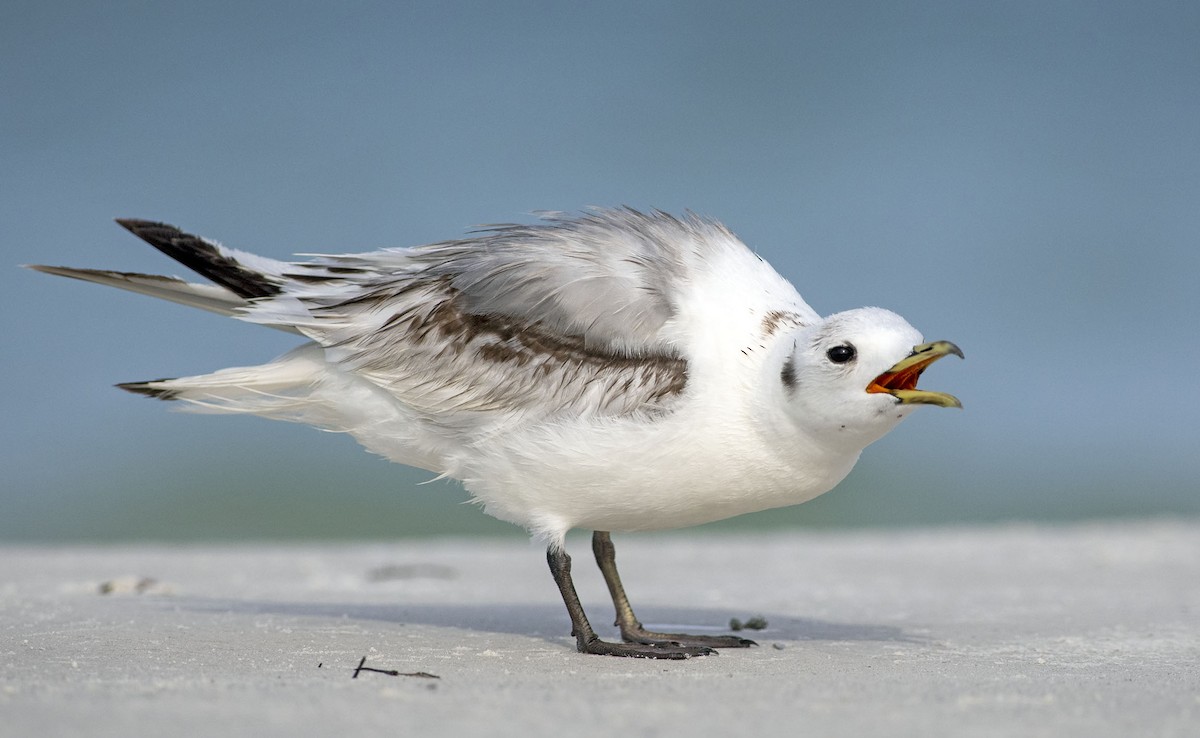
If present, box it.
[826,344,856,364]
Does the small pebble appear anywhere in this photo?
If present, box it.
[729,616,768,631]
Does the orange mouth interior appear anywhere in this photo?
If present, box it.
[866,356,940,395]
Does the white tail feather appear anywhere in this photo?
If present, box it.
[124,345,444,471]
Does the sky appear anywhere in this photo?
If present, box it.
[3,1,1198,541]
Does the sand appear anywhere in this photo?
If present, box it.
[3,520,1198,737]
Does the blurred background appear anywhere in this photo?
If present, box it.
[3,1,1197,542]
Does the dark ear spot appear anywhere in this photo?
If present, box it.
[780,356,797,391]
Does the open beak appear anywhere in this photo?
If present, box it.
[866,341,964,408]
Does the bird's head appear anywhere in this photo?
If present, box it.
[774,307,962,448]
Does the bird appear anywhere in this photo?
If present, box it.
[29,208,963,659]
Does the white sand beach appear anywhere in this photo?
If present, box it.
[3,521,1198,737]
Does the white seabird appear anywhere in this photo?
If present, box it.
[30,208,963,658]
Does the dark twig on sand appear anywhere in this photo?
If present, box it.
[351,656,441,680]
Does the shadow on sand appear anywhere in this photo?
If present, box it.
[167,596,918,648]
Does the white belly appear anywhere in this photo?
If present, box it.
[452,409,861,546]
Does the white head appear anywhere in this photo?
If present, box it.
[771,307,962,450]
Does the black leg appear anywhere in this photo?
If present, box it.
[546,545,715,658]
[591,531,756,649]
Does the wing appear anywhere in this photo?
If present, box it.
[44,209,816,431]
[25,264,264,322]
[241,209,750,423]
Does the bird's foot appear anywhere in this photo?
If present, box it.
[619,624,756,649]
[577,634,716,659]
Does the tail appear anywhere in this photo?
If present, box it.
[111,343,439,470]
[27,219,434,469]
[115,344,332,413]
[26,218,302,334]
[28,219,315,403]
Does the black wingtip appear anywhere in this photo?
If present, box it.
[116,381,179,401]
[114,218,181,242]
[114,218,281,299]
[115,217,159,230]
